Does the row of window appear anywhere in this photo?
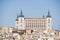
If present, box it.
[25,22,46,24]
[25,25,46,27]
[25,20,46,23]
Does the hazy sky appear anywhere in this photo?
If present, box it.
[0,0,60,30]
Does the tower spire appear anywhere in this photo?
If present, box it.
[21,9,22,15]
[47,10,51,17]
[16,14,18,21]
[43,14,45,18]
[19,9,24,17]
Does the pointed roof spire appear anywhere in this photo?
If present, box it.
[47,10,51,17]
[43,14,45,18]
[16,14,18,21]
[21,9,22,15]
[19,9,24,17]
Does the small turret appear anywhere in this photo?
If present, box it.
[43,14,45,18]
[16,15,18,21]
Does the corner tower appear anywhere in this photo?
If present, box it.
[16,10,25,30]
[46,10,52,30]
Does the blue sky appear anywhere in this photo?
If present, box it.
[0,0,60,30]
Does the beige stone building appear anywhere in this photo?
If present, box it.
[16,10,52,34]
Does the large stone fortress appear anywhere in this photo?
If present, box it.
[15,10,60,40]
[0,10,60,40]
[16,10,52,34]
